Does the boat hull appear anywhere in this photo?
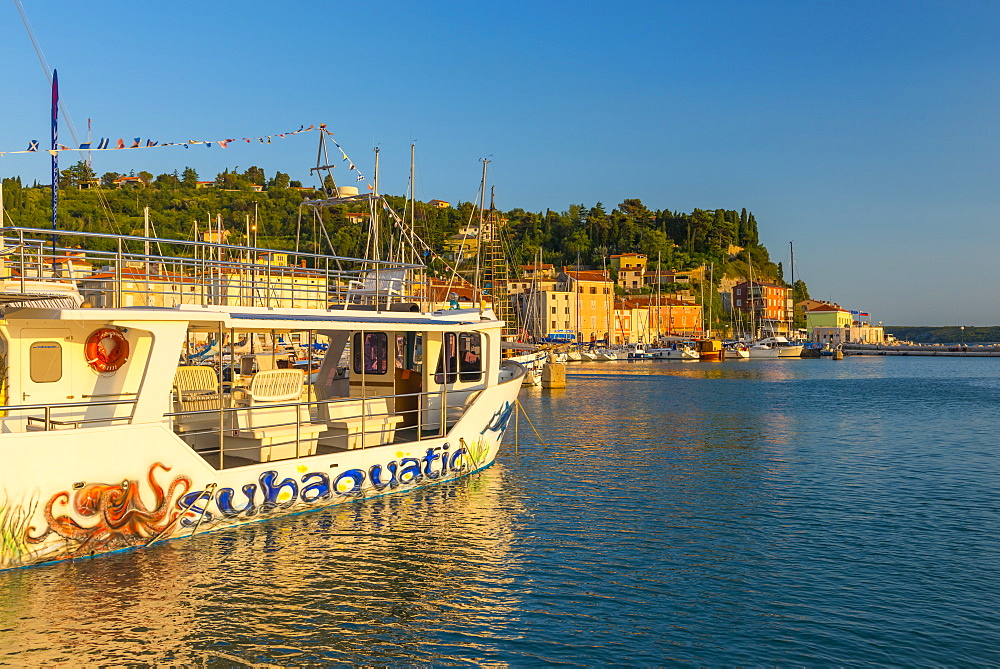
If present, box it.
[0,379,523,571]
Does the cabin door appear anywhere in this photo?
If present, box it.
[421,331,485,432]
[17,329,76,425]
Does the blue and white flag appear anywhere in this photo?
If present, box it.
[851,310,860,315]
[97,138,109,150]
[26,140,39,152]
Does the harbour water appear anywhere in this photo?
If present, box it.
[1,356,998,665]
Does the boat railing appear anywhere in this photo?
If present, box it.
[165,388,481,470]
[0,397,138,431]
[0,227,422,309]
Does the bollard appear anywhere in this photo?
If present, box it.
[542,362,567,388]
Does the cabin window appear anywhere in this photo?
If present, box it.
[435,333,458,384]
[458,333,483,382]
[29,341,62,383]
[352,332,388,375]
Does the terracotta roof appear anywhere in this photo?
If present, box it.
[625,295,698,308]
[562,269,611,281]
[806,304,850,313]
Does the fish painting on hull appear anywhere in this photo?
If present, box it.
[27,463,191,559]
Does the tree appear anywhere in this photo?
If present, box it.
[101,172,120,187]
[138,171,154,186]
[59,160,95,188]
[244,165,266,186]
[155,173,181,187]
[182,166,198,187]
[269,171,291,189]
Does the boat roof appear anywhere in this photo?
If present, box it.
[2,304,502,333]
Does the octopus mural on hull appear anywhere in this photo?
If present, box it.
[26,463,192,559]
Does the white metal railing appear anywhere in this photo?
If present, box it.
[0,397,138,430]
[165,388,484,470]
[0,227,422,310]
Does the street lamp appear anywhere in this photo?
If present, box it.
[960,326,965,348]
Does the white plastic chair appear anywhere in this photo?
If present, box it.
[342,268,406,309]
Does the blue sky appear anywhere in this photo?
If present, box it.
[2,1,998,325]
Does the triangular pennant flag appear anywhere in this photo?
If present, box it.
[97,138,109,150]
[131,138,141,148]
[219,140,228,148]
[116,139,125,149]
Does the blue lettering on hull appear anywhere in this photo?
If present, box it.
[177,444,471,527]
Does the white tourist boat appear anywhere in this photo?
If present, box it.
[0,226,525,571]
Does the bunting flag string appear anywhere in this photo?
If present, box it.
[0,124,318,158]
[323,128,367,188]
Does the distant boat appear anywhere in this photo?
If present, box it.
[648,342,699,360]
[696,339,725,361]
[626,343,654,360]
[756,336,804,358]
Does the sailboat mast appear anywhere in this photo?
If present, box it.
[789,240,795,335]
[50,69,58,270]
[475,159,488,314]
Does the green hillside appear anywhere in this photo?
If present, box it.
[3,161,804,331]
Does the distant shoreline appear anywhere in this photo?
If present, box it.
[885,326,1000,344]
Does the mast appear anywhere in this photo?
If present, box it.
[474,159,488,314]
[50,69,58,271]
[747,250,755,340]
[656,252,662,341]
[708,262,714,338]
[789,240,795,335]
[575,251,581,346]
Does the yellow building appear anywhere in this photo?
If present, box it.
[804,303,853,329]
[559,268,616,343]
[609,253,647,291]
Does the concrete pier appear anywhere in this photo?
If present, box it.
[542,362,567,388]
[843,344,1000,357]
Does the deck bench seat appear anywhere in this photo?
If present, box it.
[319,397,403,449]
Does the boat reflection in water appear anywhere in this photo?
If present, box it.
[0,465,521,665]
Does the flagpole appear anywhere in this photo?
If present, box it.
[50,69,58,272]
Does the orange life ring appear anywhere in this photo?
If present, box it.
[85,328,130,373]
